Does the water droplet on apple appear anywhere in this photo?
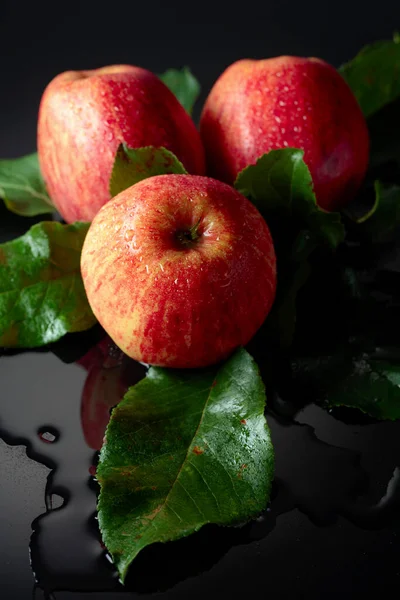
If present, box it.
[174,278,179,284]
[283,86,289,92]
[303,115,307,121]
[281,128,286,134]
[275,116,281,123]
[114,106,120,111]
[279,100,285,107]
[275,71,282,78]
[124,230,134,241]
[283,141,289,147]
[107,132,114,141]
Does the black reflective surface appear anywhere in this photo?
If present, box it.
[2,3,400,597]
[1,200,400,599]
[1,338,400,599]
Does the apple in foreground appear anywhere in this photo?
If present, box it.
[37,65,205,223]
[200,56,369,211]
[81,174,276,368]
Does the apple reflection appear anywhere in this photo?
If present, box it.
[77,335,146,450]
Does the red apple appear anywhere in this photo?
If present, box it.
[37,65,205,223]
[81,174,276,368]
[200,57,369,211]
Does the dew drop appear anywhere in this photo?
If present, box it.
[124,229,134,241]
[38,426,59,444]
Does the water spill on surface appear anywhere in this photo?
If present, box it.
[1,336,400,598]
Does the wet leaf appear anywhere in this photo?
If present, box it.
[235,149,344,348]
[354,181,400,244]
[234,149,344,251]
[159,67,201,115]
[98,348,274,582]
[292,350,400,420]
[0,153,53,216]
[339,34,400,117]
[109,144,187,198]
[0,221,96,347]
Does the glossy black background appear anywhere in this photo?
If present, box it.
[1,1,400,598]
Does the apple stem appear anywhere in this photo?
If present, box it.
[176,218,202,247]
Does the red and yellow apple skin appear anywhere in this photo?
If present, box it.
[37,65,205,223]
[200,57,369,211]
[81,174,276,368]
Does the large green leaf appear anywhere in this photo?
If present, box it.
[292,350,400,420]
[0,221,96,347]
[234,149,344,348]
[109,144,187,198]
[368,97,400,170]
[354,181,400,244]
[339,34,400,117]
[0,153,54,216]
[97,348,274,582]
[159,67,201,115]
[234,149,344,250]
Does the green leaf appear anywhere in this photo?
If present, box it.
[159,67,201,115]
[109,144,188,198]
[368,96,400,170]
[234,149,344,348]
[267,258,312,349]
[292,351,400,420]
[0,221,96,347]
[339,34,400,117]
[234,149,344,250]
[0,153,54,216]
[347,181,400,244]
[97,348,274,582]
